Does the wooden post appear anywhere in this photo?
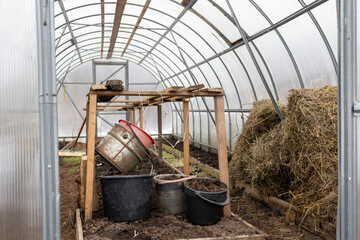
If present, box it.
[157,104,163,162]
[85,93,97,220]
[214,96,231,217]
[139,107,143,129]
[79,155,87,210]
[129,109,133,123]
[183,100,190,175]
[132,109,136,124]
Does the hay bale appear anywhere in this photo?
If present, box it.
[248,121,292,196]
[230,100,286,183]
[285,86,338,223]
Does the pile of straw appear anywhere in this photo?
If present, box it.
[230,86,338,223]
[229,100,286,183]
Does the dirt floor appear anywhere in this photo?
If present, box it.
[59,139,327,239]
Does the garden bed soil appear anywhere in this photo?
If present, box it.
[163,138,231,169]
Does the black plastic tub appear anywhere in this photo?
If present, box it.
[100,174,155,222]
[184,177,229,225]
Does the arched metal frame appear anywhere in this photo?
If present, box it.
[55,0,337,151]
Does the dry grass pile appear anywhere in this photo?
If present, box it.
[229,100,286,183]
[230,86,338,224]
[285,86,338,223]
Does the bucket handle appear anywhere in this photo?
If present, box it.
[195,192,230,207]
[158,175,197,184]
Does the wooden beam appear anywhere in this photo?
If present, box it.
[107,0,127,59]
[132,109,136,124]
[96,104,133,108]
[139,107,144,129]
[76,209,84,240]
[100,0,105,59]
[91,85,107,91]
[108,99,140,103]
[85,93,97,220]
[121,0,151,56]
[73,117,87,150]
[93,90,223,97]
[79,155,87,210]
[183,100,190,175]
[157,104,163,162]
[59,151,85,157]
[214,96,231,217]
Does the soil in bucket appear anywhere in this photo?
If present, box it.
[186,178,227,192]
[184,178,229,226]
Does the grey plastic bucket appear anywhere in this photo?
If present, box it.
[96,123,148,174]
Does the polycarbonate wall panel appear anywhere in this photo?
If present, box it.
[0,0,42,239]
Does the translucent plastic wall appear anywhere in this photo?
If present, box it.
[0,0,42,239]
[58,61,172,139]
[54,0,338,152]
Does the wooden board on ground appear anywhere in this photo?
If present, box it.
[76,209,84,240]
[59,151,85,157]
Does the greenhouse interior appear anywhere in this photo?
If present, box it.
[0,0,359,239]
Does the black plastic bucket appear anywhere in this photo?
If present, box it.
[184,177,229,225]
[100,174,154,221]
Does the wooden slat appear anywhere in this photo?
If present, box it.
[59,151,85,157]
[132,109,136,124]
[73,117,87,150]
[80,156,87,210]
[121,0,151,56]
[183,100,190,175]
[85,93,97,220]
[194,88,223,93]
[139,107,143,129]
[91,85,107,91]
[107,0,127,59]
[214,96,231,217]
[76,209,84,240]
[93,90,223,97]
[157,105,163,162]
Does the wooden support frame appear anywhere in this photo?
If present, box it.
[214,96,231,217]
[84,85,230,220]
[84,93,97,220]
[183,100,190,175]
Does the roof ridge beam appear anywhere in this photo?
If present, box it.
[107,0,127,59]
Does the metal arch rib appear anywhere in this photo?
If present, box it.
[138,0,198,64]
[225,0,284,120]
[57,0,83,63]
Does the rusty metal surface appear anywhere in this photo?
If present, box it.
[96,124,148,173]
[155,174,186,215]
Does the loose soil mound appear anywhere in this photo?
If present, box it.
[230,86,338,224]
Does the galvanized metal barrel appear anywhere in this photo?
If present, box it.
[96,123,148,174]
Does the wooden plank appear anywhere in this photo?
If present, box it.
[194,88,223,93]
[121,0,151,56]
[93,90,224,97]
[85,93,97,220]
[157,105,163,162]
[132,109,136,124]
[59,151,85,157]
[149,148,184,175]
[139,107,143,129]
[91,85,107,91]
[183,100,190,175]
[80,156,87,210]
[106,0,127,59]
[214,96,231,217]
[76,209,84,240]
[108,99,140,103]
[176,235,265,240]
[96,104,133,108]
